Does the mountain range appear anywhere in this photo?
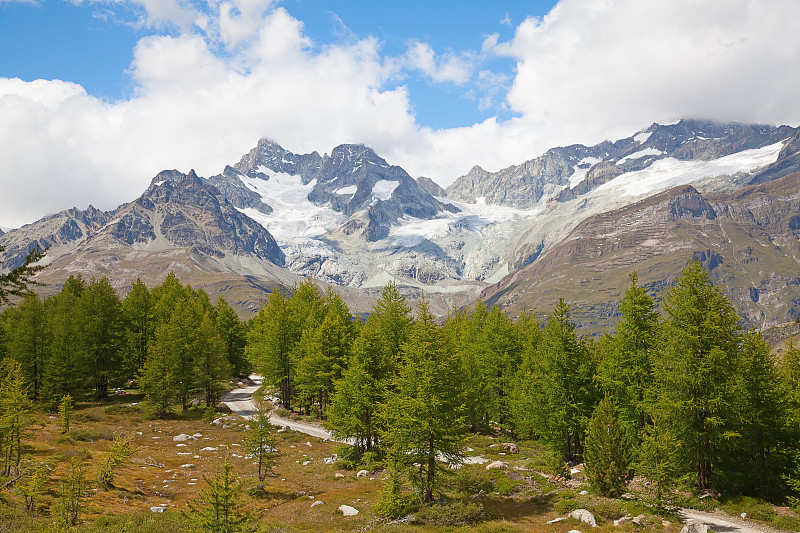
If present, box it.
[2,119,799,329]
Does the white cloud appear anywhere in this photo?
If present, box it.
[1,0,800,228]
[404,40,474,85]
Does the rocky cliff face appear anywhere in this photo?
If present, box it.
[446,120,800,208]
[482,172,800,332]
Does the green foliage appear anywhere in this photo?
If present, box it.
[450,467,493,495]
[55,427,114,444]
[58,455,86,527]
[0,243,45,307]
[637,408,681,505]
[187,454,249,533]
[97,432,135,486]
[413,500,485,526]
[78,278,127,398]
[245,405,279,491]
[16,459,49,512]
[215,296,249,377]
[57,394,73,434]
[0,357,31,477]
[583,395,633,497]
[122,278,154,377]
[380,296,468,503]
[655,261,744,490]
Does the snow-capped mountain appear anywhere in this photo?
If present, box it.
[2,119,799,325]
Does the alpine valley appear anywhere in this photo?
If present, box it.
[3,119,800,330]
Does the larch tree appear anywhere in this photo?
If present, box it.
[78,278,126,398]
[380,297,467,503]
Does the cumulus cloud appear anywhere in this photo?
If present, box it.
[1,0,800,228]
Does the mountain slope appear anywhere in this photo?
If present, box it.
[483,172,800,332]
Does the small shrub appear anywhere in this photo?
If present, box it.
[55,428,114,444]
[720,496,775,522]
[452,468,493,495]
[413,500,485,527]
[73,412,102,423]
[275,407,290,418]
[774,515,800,532]
[491,473,521,496]
[104,404,143,415]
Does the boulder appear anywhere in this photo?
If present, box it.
[173,434,194,442]
[310,500,325,508]
[338,504,359,516]
[323,454,338,464]
[613,515,632,526]
[334,472,345,479]
[568,530,583,533]
[356,469,370,478]
[485,461,508,470]
[679,521,708,533]
[150,506,166,513]
[569,509,597,527]
[502,442,520,454]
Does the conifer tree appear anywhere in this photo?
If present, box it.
[369,281,412,362]
[584,395,632,497]
[78,278,126,397]
[5,293,47,400]
[247,288,296,409]
[0,357,31,477]
[42,286,83,404]
[216,296,250,377]
[380,297,467,503]
[327,326,393,453]
[188,454,249,533]
[139,321,176,417]
[245,405,279,492]
[97,433,135,487]
[122,278,153,375]
[598,272,660,444]
[656,261,741,490]
[0,243,45,307]
[637,407,681,506]
[58,455,85,527]
[58,393,73,434]
[195,312,231,408]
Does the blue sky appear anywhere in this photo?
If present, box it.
[0,0,556,129]
[1,0,799,228]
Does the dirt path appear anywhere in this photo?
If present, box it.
[678,508,787,533]
[221,375,338,442]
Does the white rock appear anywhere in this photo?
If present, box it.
[200,447,218,452]
[680,521,709,533]
[176,443,187,447]
[356,469,370,478]
[579,490,589,495]
[741,513,747,519]
[310,500,325,508]
[173,434,194,442]
[569,509,597,527]
[323,454,338,464]
[180,463,195,468]
[192,433,203,438]
[335,472,345,479]
[485,461,508,470]
[339,504,359,516]
[546,517,568,524]
[568,530,583,533]
[302,460,311,466]
[150,506,166,513]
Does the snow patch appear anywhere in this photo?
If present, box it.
[335,185,357,195]
[485,263,509,284]
[633,131,652,144]
[617,148,663,165]
[597,141,784,198]
[568,157,601,188]
[372,180,398,200]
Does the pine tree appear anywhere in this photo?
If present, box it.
[58,393,73,434]
[656,261,742,490]
[246,288,300,410]
[122,278,153,376]
[140,321,176,417]
[327,326,393,453]
[97,433,135,487]
[369,281,413,363]
[245,405,279,492]
[195,312,231,408]
[58,455,86,527]
[598,272,660,445]
[5,293,47,400]
[78,278,126,398]
[42,285,83,404]
[637,407,681,506]
[584,395,633,497]
[216,296,250,377]
[0,357,31,477]
[0,243,45,307]
[380,297,467,503]
[188,454,249,532]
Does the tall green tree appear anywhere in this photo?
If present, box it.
[655,261,742,490]
[78,278,126,397]
[5,294,47,400]
[140,321,176,417]
[327,325,393,453]
[122,278,154,376]
[511,299,596,462]
[188,454,249,533]
[216,296,250,377]
[42,282,83,403]
[380,297,467,503]
[598,272,660,444]
[245,405,279,492]
[369,281,412,362]
[0,358,31,477]
[195,312,231,408]
[246,288,299,409]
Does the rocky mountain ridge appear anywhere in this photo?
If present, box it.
[2,119,799,324]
